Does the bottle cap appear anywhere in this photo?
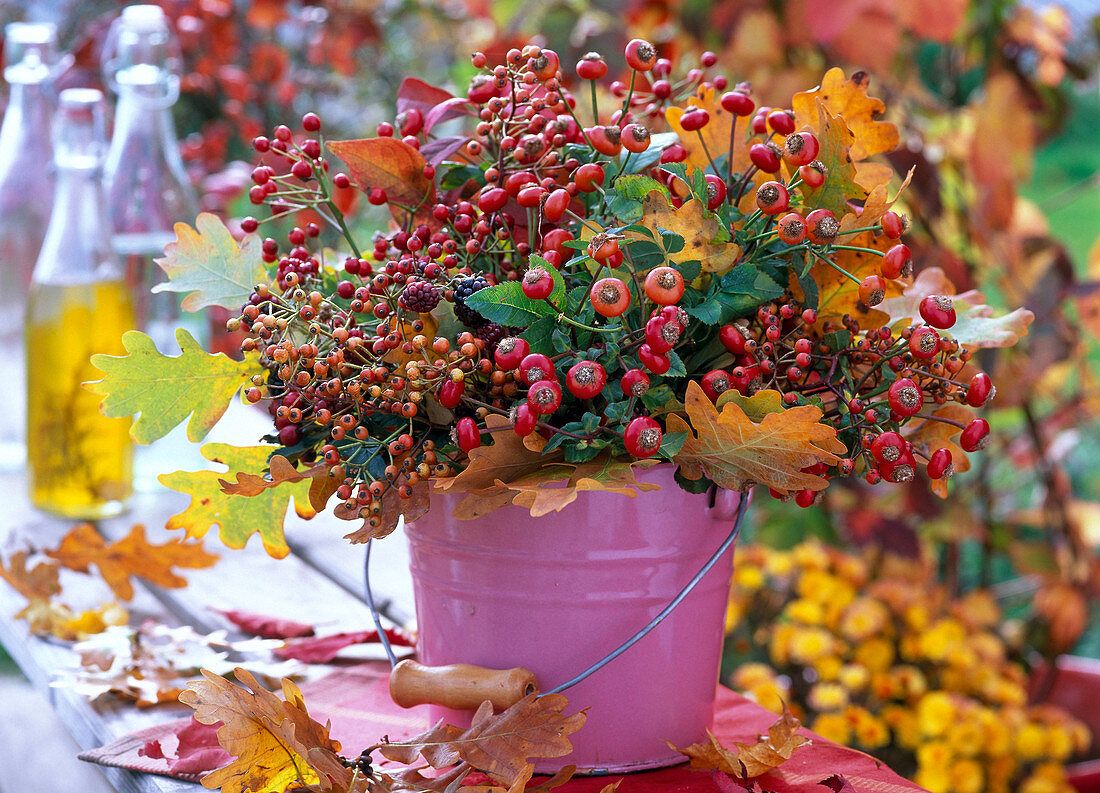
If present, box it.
[4,22,58,85]
[54,88,106,170]
[101,3,181,105]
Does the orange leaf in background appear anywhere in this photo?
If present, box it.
[669,381,844,494]
[1034,581,1090,655]
[0,550,60,601]
[670,705,810,776]
[792,68,899,162]
[970,73,1036,231]
[15,599,128,641]
[666,87,754,177]
[45,524,218,601]
[328,137,436,226]
[181,668,339,793]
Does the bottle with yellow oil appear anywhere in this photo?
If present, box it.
[25,88,134,518]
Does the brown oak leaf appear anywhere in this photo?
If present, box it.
[670,706,809,777]
[0,550,60,601]
[670,381,844,494]
[45,524,218,601]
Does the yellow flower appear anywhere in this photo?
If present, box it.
[748,680,788,715]
[905,603,931,632]
[946,718,986,757]
[792,541,830,571]
[891,665,929,700]
[1046,724,1075,762]
[980,710,1012,756]
[732,662,778,691]
[838,597,890,641]
[914,765,952,793]
[808,682,849,711]
[764,551,793,577]
[734,564,765,592]
[986,756,1018,793]
[918,618,967,662]
[785,598,826,626]
[770,623,796,665]
[834,555,869,586]
[789,627,835,664]
[917,692,956,737]
[811,712,851,745]
[725,600,745,632]
[917,740,955,769]
[1015,723,1048,761]
[952,589,1001,630]
[854,637,895,673]
[838,663,870,692]
[883,705,921,749]
[949,759,984,793]
[848,706,889,749]
[813,654,842,682]
[1020,764,1066,793]
[797,569,855,609]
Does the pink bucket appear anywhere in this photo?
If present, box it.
[405,465,742,773]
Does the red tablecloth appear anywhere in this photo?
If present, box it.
[82,662,927,793]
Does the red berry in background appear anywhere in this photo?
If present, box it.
[566,360,607,399]
[622,123,651,153]
[527,379,563,415]
[967,372,995,407]
[960,418,991,451]
[859,274,887,307]
[888,377,923,417]
[302,112,321,132]
[638,344,671,375]
[798,161,826,188]
[919,294,957,329]
[870,430,906,463]
[881,210,905,239]
[756,181,790,215]
[513,403,539,437]
[624,38,657,71]
[720,90,754,116]
[624,416,663,458]
[805,208,839,245]
[701,369,732,402]
[766,109,795,135]
[782,132,819,167]
[621,368,650,397]
[456,417,481,451]
[909,326,941,359]
[679,108,710,131]
[751,107,771,134]
[719,323,750,354]
[927,448,954,480]
[644,266,685,305]
[777,212,806,245]
[521,267,555,300]
[576,52,608,80]
[438,378,465,409]
[495,337,530,370]
[704,174,726,210]
[574,162,606,192]
[544,188,570,222]
[518,352,555,385]
[542,228,574,260]
[882,243,912,279]
[590,277,631,317]
[749,142,781,173]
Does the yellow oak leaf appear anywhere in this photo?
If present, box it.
[806,229,900,328]
[45,523,218,601]
[838,167,914,234]
[159,444,318,559]
[181,668,339,793]
[629,192,740,273]
[16,599,128,641]
[792,68,899,162]
[666,86,755,177]
[715,389,787,423]
[670,705,810,776]
[669,381,844,494]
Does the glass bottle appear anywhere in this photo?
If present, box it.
[0,23,58,471]
[25,88,134,519]
[102,4,199,350]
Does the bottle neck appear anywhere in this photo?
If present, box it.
[0,80,53,168]
[34,164,119,286]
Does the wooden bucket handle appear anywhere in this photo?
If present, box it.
[389,659,539,711]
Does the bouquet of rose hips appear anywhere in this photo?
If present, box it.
[95,40,1032,545]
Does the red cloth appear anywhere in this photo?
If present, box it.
[82,662,927,793]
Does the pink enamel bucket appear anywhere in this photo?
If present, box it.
[405,465,742,773]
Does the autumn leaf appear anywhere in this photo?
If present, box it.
[666,87,755,177]
[715,389,787,422]
[792,69,899,161]
[16,599,128,641]
[838,167,914,233]
[0,550,60,601]
[505,453,661,517]
[670,705,810,777]
[219,454,341,515]
[807,229,900,328]
[905,405,974,498]
[796,101,867,217]
[338,447,431,542]
[87,328,259,445]
[213,609,315,640]
[669,381,844,493]
[275,627,414,663]
[159,444,318,559]
[152,213,268,312]
[628,191,740,273]
[373,693,585,788]
[182,668,338,793]
[45,523,218,601]
[328,137,436,226]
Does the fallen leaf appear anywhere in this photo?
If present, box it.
[17,599,128,641]
[671,730,742,775]
[629,192,741,273]
[670,381,844,494]
[0,550,60,601]
[670,705,809,777]
[792,69,899,161]
[139,717,233,776]
[275,628,415,663]
[152,213,268,312]
[159,444,318,559]
[88,328,259,445]
[213,609,316,640]
[819,774,857,793]
[46,524,218,601]
[182,668,338,793]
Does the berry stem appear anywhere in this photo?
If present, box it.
[811,250,862,285]
[695,129,721,179]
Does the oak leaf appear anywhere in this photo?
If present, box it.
[0,550,60,601]
[213,609,315,640]
[88,328,260,445]
[715,389,787,423]
[152,213,268,312]
[806,229,900,328]
[505,454,660,517]
[16,599,128,641]
[666,87,755,177]
[182,667,338,793]
[795,101,867,217]
[219,454,341,515]
[629,192,740,273]
[669,381,844,493]
[838,167,914,234]
[792,69,899,161]
[45,523,218,601]
[159,444,318,559]
[671,706,810,777]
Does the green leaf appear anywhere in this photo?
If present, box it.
[657,430,688,459]
[665,349,687,378]
[613,174,669,200]
[675,260,703,283]
[620,131,679,173]
[152,213,268,312]
[522,315,557,356]
[464,280,558,326]
[440,164,484,190]
[87,328,259,445]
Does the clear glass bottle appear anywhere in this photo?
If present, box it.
[26,88,134,519]
[102,4,199,350]
[0,23,58,471]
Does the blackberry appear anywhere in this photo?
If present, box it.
[399,280,440,313]
[453,275,490,328]
[473,321,507,348]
